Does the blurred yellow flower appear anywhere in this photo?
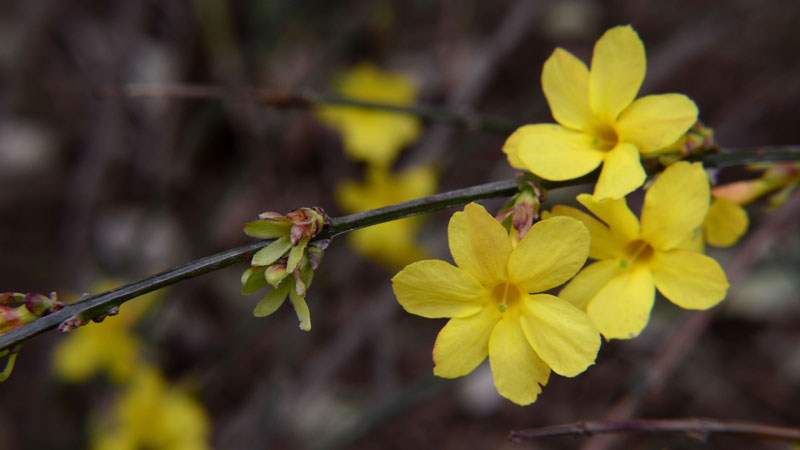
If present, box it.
[553,162,729,339]
[51,284,159,383]
[318,63,421,167]
[392,203,599,405]
[681,195,749,252]
[336,165,436,269]
[504,25,698,199]
[91,367,210,450]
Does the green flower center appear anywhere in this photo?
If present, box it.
[592,123,619,151]
[622,239,654,266]
[491,283,521,313]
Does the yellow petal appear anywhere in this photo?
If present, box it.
[676,227,705,253]
[577,193,640,241]
[651,249,729,310]
[392,260,487,319]
[433,304,501,378]
[616,94,699,154]
[502,125,535,170]
[559,259,625,310]
[589,25,646,123]
[517,124,604,181]
[703,197,749,247]
[641,161,709,250]
[397,165,438,200]
[593,142,646,199]
[448,203,512,286]
[488,311,551,405]
[520,294,600,377]
[542,48,594,131]
[586,266,655,339]
[508,216,589,293]
[548,205,626,260]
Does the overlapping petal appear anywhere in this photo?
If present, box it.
[547,206,626,259]
[577,193,640,241]
[594,142,646,199]
[616,94,699,154]
[542,48,594,131]
[559,260,624,310]
[651,249,729,310]
[509,216,589,293]
[433,304,501,378]
[448,203,512,286]
[589,25,646,123]
[392,260,487,318]
[520,294,599,377]
[641,162,709,250]
[517,124,604,181]
[587,266,655,339]
[704,197,749,247]
[488,312,551,405]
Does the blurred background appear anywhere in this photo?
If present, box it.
[1,0,799,449]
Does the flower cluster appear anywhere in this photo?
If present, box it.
[390,24,751,405]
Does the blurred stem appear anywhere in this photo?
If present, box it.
[509,418,800,443]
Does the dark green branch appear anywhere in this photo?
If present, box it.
[508,418,800,443]
[2,144,799,352]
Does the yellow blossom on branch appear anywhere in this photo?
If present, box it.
[336,165,436,269]
[552,162,729,339]
[504,25,698,199]
[317,63,422,167]
[91,367,210,450]
[392,203,599,405]
[680,195,749,252]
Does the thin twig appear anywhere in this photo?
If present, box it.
[509,418,800,443]
[0,177,522,352]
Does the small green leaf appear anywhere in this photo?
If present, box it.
[286,237,309,273]
[289,288,311,331]
[253,278,292,317]
[241,267,269,294]
[244,220,291,239]
[252,236,291,266]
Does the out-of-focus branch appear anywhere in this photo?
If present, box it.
[109,83,522,134]
[509,418,800,443]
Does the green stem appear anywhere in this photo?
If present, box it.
[1,146,799,352]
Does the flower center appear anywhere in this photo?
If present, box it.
[592,123,619,151]
[622,239,654,266]
[491,283,521,313]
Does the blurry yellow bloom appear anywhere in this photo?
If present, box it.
[682,196,748,250]
[712,162,799,209]
[92,367,210,450]
[318,63,421,167]
[392,203,599,405]
[52,284,159,383]
[336,165,436,269]
[504,25,698,199]
[553,162,729,339]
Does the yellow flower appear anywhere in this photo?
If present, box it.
[336,165,436,269]
[553,162,729,339]
[392,203,599,405]
[317,63,421,167]
[91,367,210,450]
[504,25,698,199]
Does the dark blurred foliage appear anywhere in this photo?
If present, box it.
[0,0,799,449]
